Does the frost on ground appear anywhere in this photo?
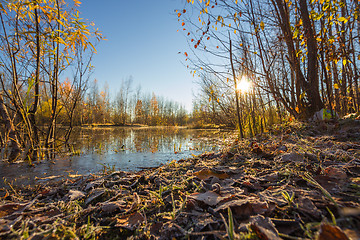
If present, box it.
[0,120,360,239]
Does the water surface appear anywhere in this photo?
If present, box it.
[0,127,235,187]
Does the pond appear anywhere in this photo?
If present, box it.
[0,127,235,187]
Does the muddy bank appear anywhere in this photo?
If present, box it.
[0,120,359,239]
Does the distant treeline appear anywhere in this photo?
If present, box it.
[45,78,189,127]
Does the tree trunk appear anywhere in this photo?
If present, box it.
[229,37,244,138]
[272,0,323,118]
[28,4,40,159]
[298,0,323,115]
[0,91,21,161]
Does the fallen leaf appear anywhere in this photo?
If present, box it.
[214,197,268,219]
[250,215,280,240]
[193,214,220,232]
[85,179,105,191]
[150,222,163,235]
[85,188,108,205]
[101,200,126,213]
[116,212,144,230]
[259,173,278,182]
[65,190,85,201]
[316,223,350,240]
[324,166,347,180]
[193,168,230,180]
[297,196,322,219]
[270,218,301,236]
[189,191,227,206]
[258,189,288,207]
[275,152,304,163]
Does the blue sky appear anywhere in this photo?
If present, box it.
[78,0,194,111]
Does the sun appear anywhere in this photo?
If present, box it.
[236,76,252,92]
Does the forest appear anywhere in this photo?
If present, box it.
[0,0,190,162]
[1,0,360,160]
[184,0,360,135]
[0,0,360,239]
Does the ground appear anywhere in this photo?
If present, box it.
[0,120,360,239]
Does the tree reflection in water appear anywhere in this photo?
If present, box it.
[0,127,235,187]
[70,127,224,155]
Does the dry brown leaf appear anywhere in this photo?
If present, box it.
[324,166,347,180]
[251,223,280,240]
[150,222,163,236]
[259,173,279,182]
[115,212,145,230]
[297,196,322,219]
[215,197,268,219]
[276,152,304,163]
[193,169,230,180]
[258,189,288,207]
[100,200,126,213]
[65,190,85,201]
[249,215,280,240]
[189,191,227,206]
[84,188,107,205]
[316,223,350,240]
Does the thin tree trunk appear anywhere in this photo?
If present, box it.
[46,0,61,156]
[0,90,21,161]
[251,89,257,135]
[28,3,41,159]
[229,36,244,138]
[257,88,266,132]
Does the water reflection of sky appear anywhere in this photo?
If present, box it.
[74,127,222,155]
[0,127,235,187]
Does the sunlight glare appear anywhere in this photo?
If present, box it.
[236,76,252,92]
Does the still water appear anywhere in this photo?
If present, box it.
[0,127,235,187]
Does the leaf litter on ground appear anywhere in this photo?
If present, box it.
[0,120,360,239]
